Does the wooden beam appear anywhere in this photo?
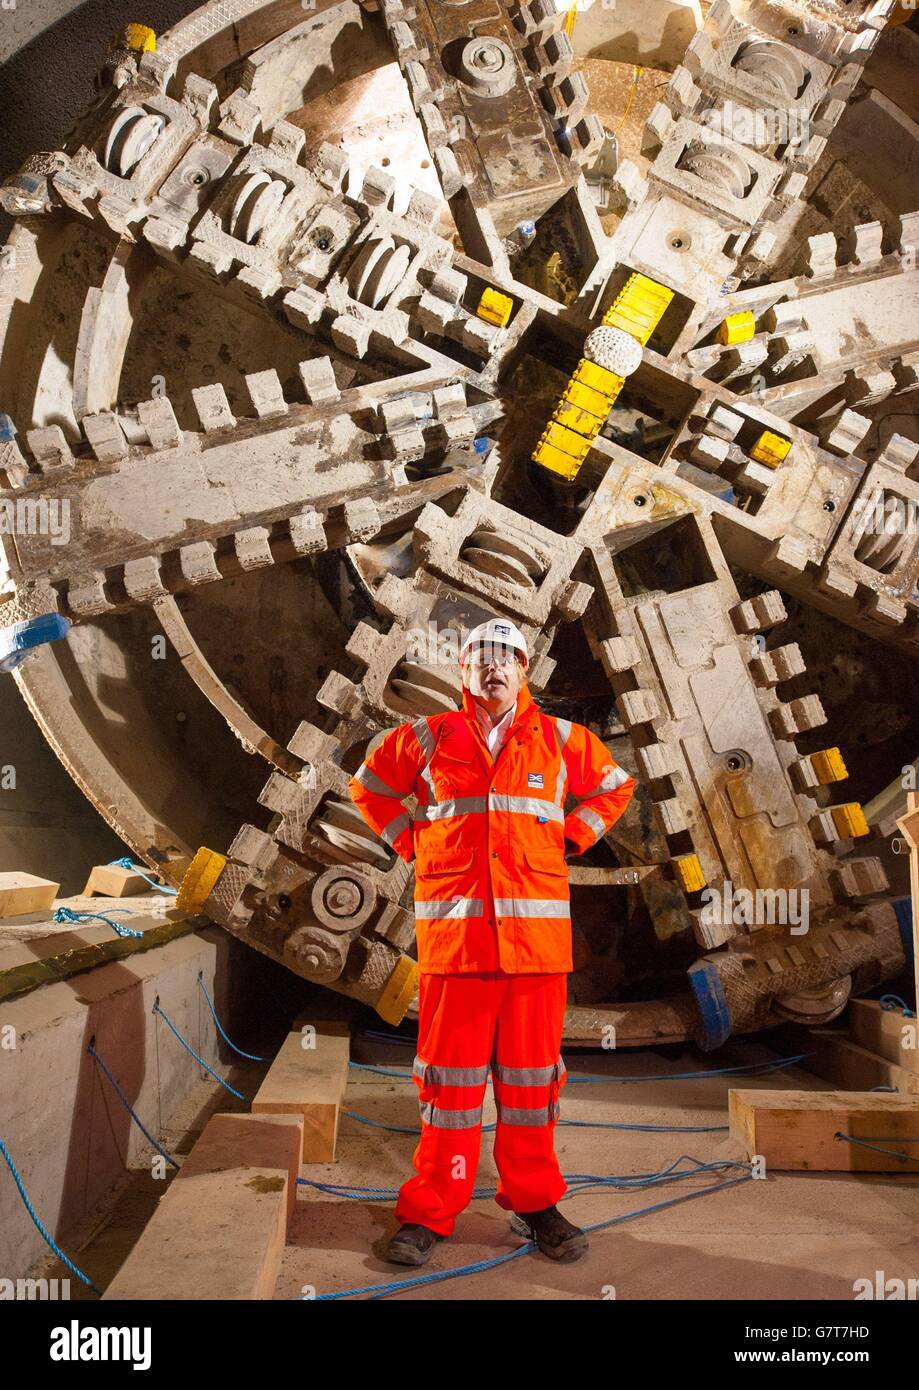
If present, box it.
[730,1089,919,1172]
[252,1024,350,1162]
[848,999,918,1075]
[103,1113,303,1301]
[896,791,919,1013]
[778,1023,919,1096]
[0,872,59,919]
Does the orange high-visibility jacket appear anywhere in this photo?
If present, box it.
[348,682,636,974]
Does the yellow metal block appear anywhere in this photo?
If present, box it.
[563,377,613,420]
[717,311,756,345]
[123,23,157,51]
[810,747,848,785]
[539,420,591,460]
[476,287,513,328]
[553,399,606,438]
[533,440,585,480]
[749,429,792,469]
[572,358,623,396]
[673,853,706,893]
[830,803,869,839]
[375,955,420,1025]
[603,272,674,345]
[176,847,227,913]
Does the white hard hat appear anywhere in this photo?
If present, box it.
[460,618,529,668]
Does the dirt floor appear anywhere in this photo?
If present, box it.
[272,1038,919,1302]
[39,1030,919,1303]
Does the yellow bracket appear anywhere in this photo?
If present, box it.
[376,955,419,1025]
[603,272,674,346]
[830,804,869,840]
[176,847,227,914]
[476,287,513,328]
[810,748,848,785]
[749,429,792,469]
[674,853,706,894]
[123,23,157,51]
[717,311,756,346]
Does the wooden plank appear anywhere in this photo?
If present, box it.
[83,865,152,897]
[252,1024,350,1162]
[0,873,59,919]
[896,792,919,1014]
[777,1023,919,1096]
[848,999,918,1075]
[103,1113,303,1301]
[729,1088,919,1172]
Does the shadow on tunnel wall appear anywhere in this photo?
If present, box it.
[0,0,196,240]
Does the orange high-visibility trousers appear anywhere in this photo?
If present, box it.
[395,972,568,1237]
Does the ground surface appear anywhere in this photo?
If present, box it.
[37,1031,919,1301]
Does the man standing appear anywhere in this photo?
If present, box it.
[348,618,635,1266]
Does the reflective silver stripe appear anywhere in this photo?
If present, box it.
[571,805,606,842]
[381,810,411,847]
[495,1103,557,1126]
[412,717,438,802]
[412,717,436,759]
[493,898,570,919]
[493,1062,556,1086]
[354,762,404,798]
[414,898,484,919]
[489,794,564,823]
[413,1057,489,1087]
[419,1102,483,1129]
[414,797,488,822]
[583,763,631,796]
[552,720,570,806]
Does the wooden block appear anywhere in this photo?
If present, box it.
[779,1023,919,1096]
[848,999,919,1075]
[83,864,152,898]
[0,873,59,919]
[103,1113,303,1301]
[252,1027,350,1162]
[730,1088,919,1172]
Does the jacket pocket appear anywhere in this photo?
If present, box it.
[523,847,567,876]
[417,853,475,877]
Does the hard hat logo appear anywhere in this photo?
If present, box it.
[460,618,529,668]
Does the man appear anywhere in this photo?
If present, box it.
[348,618,635,1266]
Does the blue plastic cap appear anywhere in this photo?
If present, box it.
[0,612,72,674]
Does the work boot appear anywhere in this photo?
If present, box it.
[511,1205,588,1262]
[382,1222,443,1266]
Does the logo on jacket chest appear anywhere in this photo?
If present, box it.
[527,772,544,788]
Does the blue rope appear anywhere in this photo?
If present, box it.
[53,906,142,939]
[836,1133,919,1164]
[298,1155,750,1203]
[152,999,246,1101]
[341,1108,728,1136]
[302,1168,754,1300]
[196,974,266,1062]
[880,993,917,1019]
[108,856,177,895]
[87,1041,179,1169]
[347,1053,809,1084]
[0,1138,101,1295]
